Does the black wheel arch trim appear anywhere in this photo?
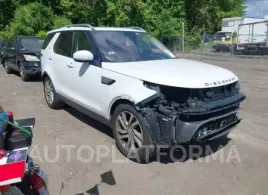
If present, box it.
[136,93,160,107]
[41,71,50,80]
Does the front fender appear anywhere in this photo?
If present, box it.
[101,69,157,119]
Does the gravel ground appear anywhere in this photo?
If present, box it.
[0,56,267,195]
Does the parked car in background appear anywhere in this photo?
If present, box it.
[41,24,246,162]
[2,36,44,81]
[0,40,6,65]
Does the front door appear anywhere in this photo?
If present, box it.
[68,31,103,115]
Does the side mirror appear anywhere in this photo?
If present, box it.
[73,50,94,62]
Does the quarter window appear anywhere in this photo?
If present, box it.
[42,33,55,50]
[54,31,73,57]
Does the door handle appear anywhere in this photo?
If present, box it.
[49,57,52,60]
[67,63,73,68]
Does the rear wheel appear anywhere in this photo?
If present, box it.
[111,104,155,163]
[43,77,64,109]
[4,61,13,74]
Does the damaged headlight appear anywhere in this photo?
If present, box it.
[234,81,240,89]
[233,81,241,93]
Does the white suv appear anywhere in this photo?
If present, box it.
[41,24,246,162]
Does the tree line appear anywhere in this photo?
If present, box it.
[0,0,245,49]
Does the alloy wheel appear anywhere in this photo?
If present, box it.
[115,111,143,153]
[4,64,9,73]
[19,65,24,78]
[44,79,54,105]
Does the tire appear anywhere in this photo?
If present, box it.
[4,61,13,74]
[43,77,64,109]
[111,104,155,163]
[19,63,30,81]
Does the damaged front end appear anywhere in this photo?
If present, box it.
[136,81,246,146]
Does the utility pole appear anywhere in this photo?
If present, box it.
[182,22,185,51]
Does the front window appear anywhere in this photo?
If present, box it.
[19,38,44,52]
[214,32,232,41]
[91,31,175,62]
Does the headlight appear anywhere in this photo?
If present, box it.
[233,81,241,93]
[234,81,240,90]
[23,55,40,62]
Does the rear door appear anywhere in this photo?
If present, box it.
[8,38,17,70]
[41,32,57,74]
[12,38,19,70]
[51,31,74,97]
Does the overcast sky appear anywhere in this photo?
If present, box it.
[246,0,268,18]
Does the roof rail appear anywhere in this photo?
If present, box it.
[62,24,94,29]
[50,24,95,31]
[128,27,145,31]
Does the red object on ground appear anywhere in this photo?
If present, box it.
[0,161,26,186]
[6,111,13,118]
[0,149,6,159]
[0,184,10,192]
[29,172,49,195]
[6,111,14,123]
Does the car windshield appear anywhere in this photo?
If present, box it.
[91,31,175,62]
[214,32,232,40]
[19,38,44,52]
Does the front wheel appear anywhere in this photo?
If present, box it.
[111,104,155,163]
[19,63,30,81]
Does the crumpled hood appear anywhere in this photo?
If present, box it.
[102,58,238,88]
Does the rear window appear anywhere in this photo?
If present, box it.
[42,33,55,50]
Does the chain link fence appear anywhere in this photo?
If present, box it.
[199,31,268,57]
[199,31,236,56]
[165,36,184,52]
